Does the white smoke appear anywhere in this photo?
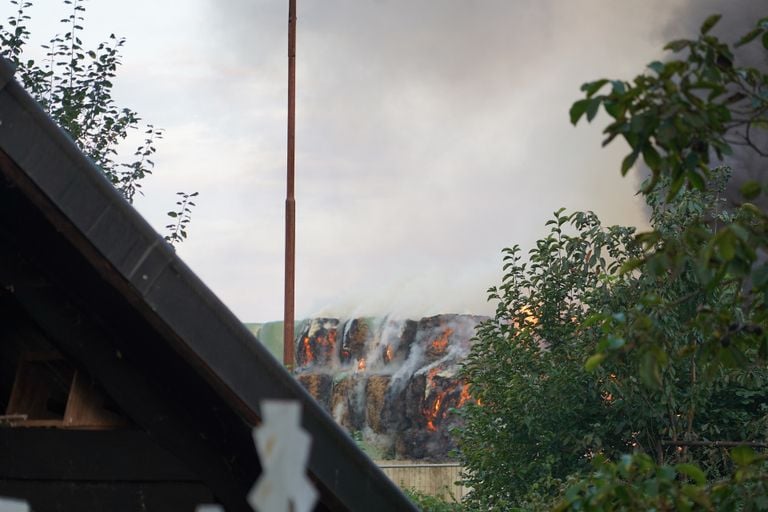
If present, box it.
[188,1,765,321]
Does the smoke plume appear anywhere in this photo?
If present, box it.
[193,1,766,320]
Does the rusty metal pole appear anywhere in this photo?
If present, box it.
[283,0,297,370]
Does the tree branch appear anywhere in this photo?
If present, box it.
[662,440,768,448]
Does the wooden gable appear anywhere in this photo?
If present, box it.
[0,56,416,512]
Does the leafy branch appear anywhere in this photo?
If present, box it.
[571,14,768,199]
[165,192,198,246]
[0,0,198,243]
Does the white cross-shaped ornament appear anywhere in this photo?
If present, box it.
[248,400,318,512]
[196,400,317,512]
[0,497,28,512]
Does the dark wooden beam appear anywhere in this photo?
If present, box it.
[0,480,214,512]
[0,429,197,481]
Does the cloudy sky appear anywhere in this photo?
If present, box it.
[16,0,763,321]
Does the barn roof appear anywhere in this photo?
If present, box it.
[0,56,416,512]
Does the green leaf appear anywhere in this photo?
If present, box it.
[584,353,606,372]
[729,223,749,242]
[642,145,661,170]
[675,463,706,485]
[640,351,662,388]
[753,263,768,289]
[736,27,763,47]
[641,171,660,194]
[605,100,628,122]
[700,14,721,35]
[601,131,619,147]
[586,98,601,122]
[648,60,664,74]
[621,151,639,175]
[619,258,644,274]
[582,79,608,98]
[570,99,590,125]
[658,465,676,482]
[740,180,762,200]
[716,232,736,261]
[687,170,705,191]
[664,39,691,52]
[606,335,625,350]
[666,175,685,201]
[731,446,757,466]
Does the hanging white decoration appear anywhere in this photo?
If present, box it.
[248,400,317,512]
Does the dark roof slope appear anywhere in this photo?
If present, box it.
[0,56,416,512]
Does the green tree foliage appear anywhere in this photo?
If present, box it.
[458,13,768,511]
[557,449,768,512]
[0,0,196,244]
[571,14,768,380]
[405,489,463,512]
[458,210,641,508]
[570,14,768,198]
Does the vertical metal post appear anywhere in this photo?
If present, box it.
[283,0,297,370]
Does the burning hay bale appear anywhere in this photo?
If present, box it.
[396,426,457,461]
[426,328,453,358]
[339,318,371,365]
[402,373,427,430]
[296,318,338,369]
[287,314,486,461]
[330,374,365,431]
[365,375,391,434]
[384,319,417,366]
[297,373,333,412]
[423,375,471,432]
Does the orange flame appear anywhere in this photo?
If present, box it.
[301,336,313,364]
[426,394,443,431]
[299,325,339,368]
[384,344,393,363]
[512,305,538,329]
[424,380,477,431]
[431,328,453,353]
[424,369,444,431]
[457,385,472,408]
[522,305,538,326]
[357,358,366,372]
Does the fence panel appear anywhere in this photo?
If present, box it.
[375,462,468,501]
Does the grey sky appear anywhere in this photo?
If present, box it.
[15,0,765,321]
